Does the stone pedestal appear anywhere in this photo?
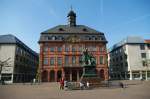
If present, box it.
[80,65,101,84]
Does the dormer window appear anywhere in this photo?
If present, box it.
[83,28,87,31]
[48,36,51,40]
[89,37,91,40]
[92,36,96,40]
[59,28,64,31]
[58,36,64,40]
[52,36,57,40]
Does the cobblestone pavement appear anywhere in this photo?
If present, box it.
[0,80,150,99]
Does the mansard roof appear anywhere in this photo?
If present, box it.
[42,25,103,34]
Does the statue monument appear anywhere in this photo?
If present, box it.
[80,48,101,83]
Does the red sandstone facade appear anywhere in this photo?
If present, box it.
[39,10,108,82]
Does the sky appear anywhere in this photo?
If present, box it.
[0,0,150,53]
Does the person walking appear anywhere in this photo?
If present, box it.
[59,78,64,90]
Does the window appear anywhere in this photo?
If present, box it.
[142,61,147,66]
[50,57,55,65]
[72,56,76,64]
[116,57,118,61]
[79,56,82,64]
[57,46,62,52]
[52,36,57,40]
[100,56,104,64]
[83,28,87,31]
[88,45,96,51]
[44,47,48,52]
[79,46,83,52]
[99,47,103,52]
[65,46,69,52]
[92,45,97,51]
[119,49,122,53]
[65,56,69,65]
[57,57,62,66]
[125,62,128,67]
[48,36,51,40]
[44,58,48,65]
[147,44,150,49]
[141,53,146,58]
[92,36,96,40]
[72,46,76,52]
[50,47,55,52]
[140,44,145,50]
[120,56,123,61]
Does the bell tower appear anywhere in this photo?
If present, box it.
[67,7,76,27]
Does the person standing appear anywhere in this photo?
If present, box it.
[64,80,68,90]
[80,81,84,90]
[86,81,90,89]
[59,78,64,90]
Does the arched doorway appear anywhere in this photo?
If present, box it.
[100,69,105,80]
[42,70,48,82]
[57,70,62,81]
[50,70,55,82]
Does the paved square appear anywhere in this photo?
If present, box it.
[0,81,150,99]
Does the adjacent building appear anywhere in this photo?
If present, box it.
[0,34,39,83]
[108,36,150,80]
[39,10,108,82]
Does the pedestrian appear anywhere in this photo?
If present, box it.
[120,82,124,89]
[33,78,36,84]
[80,81,84,90]
[64,80,68,90]
[59,78,64,90]
[86,81,90,89]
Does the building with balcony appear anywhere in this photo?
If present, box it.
[39,9,108,82]
[108,36,150,80]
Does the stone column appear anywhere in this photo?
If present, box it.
[48,70,50,82]
[55,70,57,82]
[70,70,72,81]
[77,70,80,81]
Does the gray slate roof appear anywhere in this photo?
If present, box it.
[42,25,103,34]
[109,36,145,52]
[0,34,38,56]
[0,34,22,44]
[39,25,107,43]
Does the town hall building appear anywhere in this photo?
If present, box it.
[39,9,108,82]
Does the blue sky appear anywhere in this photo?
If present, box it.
[0,0,150,53]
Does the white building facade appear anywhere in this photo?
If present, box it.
[0,34,39,84]
[108,37,150,80]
